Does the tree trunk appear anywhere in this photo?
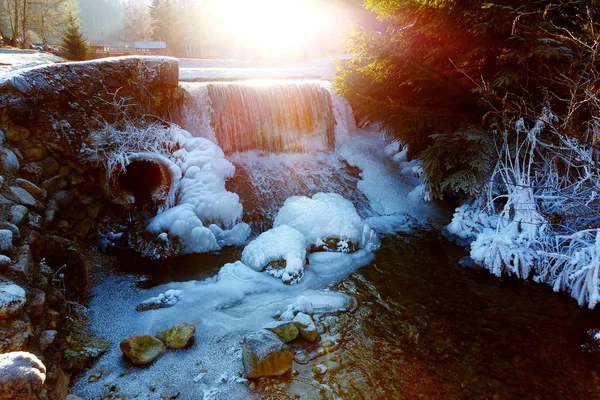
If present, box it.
[20,0,28,48]
[40,12,47,48]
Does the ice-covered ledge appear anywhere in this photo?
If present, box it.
[0,56,180,169]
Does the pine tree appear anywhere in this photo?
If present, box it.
[60,13,89,61]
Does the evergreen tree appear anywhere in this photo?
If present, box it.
[335,0,598,199]
[60,13,88,61]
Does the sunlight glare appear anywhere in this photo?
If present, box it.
[211,0,327,56]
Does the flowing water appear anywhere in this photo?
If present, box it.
[75,79,600,399]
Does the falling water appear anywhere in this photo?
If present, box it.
[177,80,369,231]
[178,80,341,154]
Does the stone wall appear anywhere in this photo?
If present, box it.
[0,57,180,400]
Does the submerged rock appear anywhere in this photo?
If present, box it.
[155,322,196,349]
[120,335,167,365]
[0,281,26,319]
[293,312,319,341]
[264,321,300,343]
[242,330,294,378]
[0,352,46,400]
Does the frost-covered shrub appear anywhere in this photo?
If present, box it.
[449,106,600,307]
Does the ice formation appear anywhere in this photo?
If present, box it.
[241,225,307,284]
[274,193,380,252]
[144,128,250,256]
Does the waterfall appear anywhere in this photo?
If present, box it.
[176,80,377,232]
[178,80,350,153]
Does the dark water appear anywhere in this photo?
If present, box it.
[309,232,600,400]
[116,230,600,399]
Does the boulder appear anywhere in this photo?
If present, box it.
[242,330,294,378]
[10,245,31,278]
[155,322,196,349]
[39,330,57,352]
[4,125,31,142]
[120,335,167,366]
[264,321,300,343]
[20,163,43,184]
[0,281,26,319]
[0,148,20,174]
[22,144,47,162]
[0,320,33,352]
[15,179,46,200]
[59,165,71,177]
[0,255,11,270]
[9,186,37,208]
[0,230,13,253]
[0,222,21,241]
[0,352,46,400]
[292,312,318,342]
[10,205,29,226]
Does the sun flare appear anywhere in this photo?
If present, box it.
[209,0,329,56]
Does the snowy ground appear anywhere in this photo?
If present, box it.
[0,48,65,74]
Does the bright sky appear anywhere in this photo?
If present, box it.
[210,0,335,55]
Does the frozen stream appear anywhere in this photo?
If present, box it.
[70,77,600,399]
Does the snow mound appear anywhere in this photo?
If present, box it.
[241,226,307,285]
[274,193,380,251]
[145,128,250,256]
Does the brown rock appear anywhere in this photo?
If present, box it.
[58,165,71,177]
[47,309,62,330]
[120,335,167,366]
[155,322,196,349]
[242,330,294,378]
[52,365,70,400]
[19,163,43,184]
[0,320,32,352]
[22,144,47,162]
[15,178,46,200]
[29,291,45,322]
[4,125,31,142]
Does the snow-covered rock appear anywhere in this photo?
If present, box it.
[241,225,307,284]
[242,330,294,378]
[0,352,46,400]
[274,192,379,252]
[136,289,183,312]
[0,281,26,319]
[292,312,318,341]
[279,296,314,320]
